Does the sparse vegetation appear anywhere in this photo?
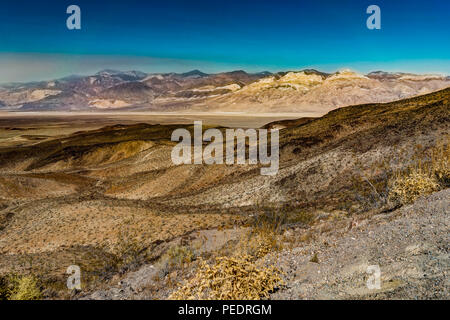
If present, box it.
[238,229,280,259]
[240,203,300,258]
[352,138,449,208]
[431,140,450,186]
[110,232,148,272]
[163,245,195,267]
[351,155,394,212]
[389,169,439,205]
[389,140,449,205]
[169,205,287,300]
[157,245,196,279]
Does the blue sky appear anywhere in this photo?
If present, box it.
[0,0,449,82]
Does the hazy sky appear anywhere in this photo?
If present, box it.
[0,0,449,83]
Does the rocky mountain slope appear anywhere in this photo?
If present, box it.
[1,69,448,114]
[201,70,450,113]
[270,189,449,300]
[83,188,450,300]
[0,88,448,299]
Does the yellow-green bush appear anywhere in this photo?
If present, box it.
[169,255,282,300]
[389,169,439,205]
[4,275,42,300]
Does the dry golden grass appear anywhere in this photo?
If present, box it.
[237,204,290,258]
[236,228,281,259]
[156,244,197,280]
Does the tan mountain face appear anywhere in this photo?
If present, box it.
[196,70,450,114]
[0,69,448,113]
[0,88,61,106]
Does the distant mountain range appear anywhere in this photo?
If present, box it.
[0,69,449,114]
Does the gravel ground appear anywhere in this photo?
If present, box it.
[269,189,449,299]
[82,189,449,300]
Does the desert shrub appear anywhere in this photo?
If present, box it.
[0,276,9,300]
[169,205,286,300]
[168,255,282,300]
[388,139,449,205]
[354,138,449,209]
[431,140,450,186]
[250,205,287,233]
[162,245,195,269]
[242,204,289,258]
[3,275,42,300]
[156,245,196,279]
[352,157,394,211]
[242,203,315,257]
[389,168,439,205]
[238,229,281,259]
[285,210,315,225]
[110,233,147,272]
